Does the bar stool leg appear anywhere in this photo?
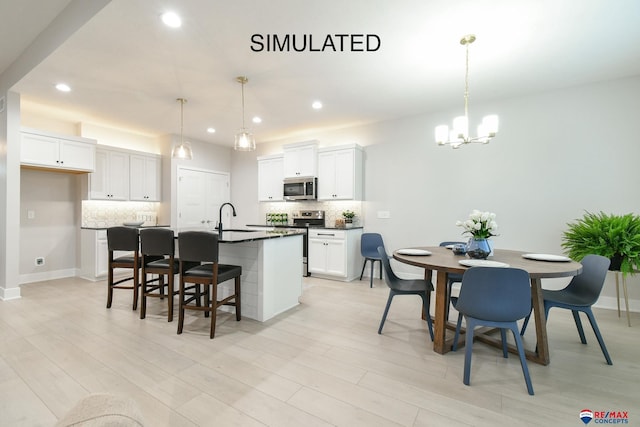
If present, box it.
[177,276,185,334]
[209,282,217,339]
[167,272,174,322]
[132,260,139,311]
[140,269,147,319]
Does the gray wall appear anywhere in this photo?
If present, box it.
[19,169,81,281]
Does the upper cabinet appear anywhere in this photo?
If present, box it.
[89,148,130,200]
[20,128,96,173]
[257,154,284,202]
[129,153,161,201]
[283,141,317,178]
[317,145,363,201]
[88,147,162,201]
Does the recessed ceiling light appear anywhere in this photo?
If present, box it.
[312,101,323,110]
[252,116,262,124]
[207,127,216,133]
[161,11,182,28]
[55,83,71,92]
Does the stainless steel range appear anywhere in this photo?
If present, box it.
[292,210,325,276]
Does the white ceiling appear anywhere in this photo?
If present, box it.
[4,0,640,147]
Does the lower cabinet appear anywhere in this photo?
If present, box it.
[308,228,363,281]
[80,229,128,281]
[80,229,108,281]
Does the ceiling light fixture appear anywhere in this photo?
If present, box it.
[435,34,499,149]
[312,101,323,110]
[55,83,71,92]
[161,11,181,28]
[171,98,193,160]
[234,76,256,151]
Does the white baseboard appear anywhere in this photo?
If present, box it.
[20,268,79,285]
[594,295,640,313]
[0,286,21,300]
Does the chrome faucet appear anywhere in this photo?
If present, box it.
[217,202,237,233]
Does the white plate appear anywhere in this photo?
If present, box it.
[397,248,432,256]
[459,259,510,268]
[522,253,571,262]
[123,220,144,226]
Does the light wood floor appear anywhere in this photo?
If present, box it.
[1,274,638,426]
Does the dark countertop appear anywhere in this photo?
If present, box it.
[83,225,305,243]
[81,225,170,230]
[180,228,306,243]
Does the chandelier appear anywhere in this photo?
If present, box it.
[234,76,256,151]
[171,98,193,159]
[435,34,498,149]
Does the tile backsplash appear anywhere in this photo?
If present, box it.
[259,200,363,228]
[82,200,159,227]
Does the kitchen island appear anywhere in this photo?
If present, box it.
[81,226,304,322]
[181,228,304,322]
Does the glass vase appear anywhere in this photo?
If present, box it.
[466,238,491,259]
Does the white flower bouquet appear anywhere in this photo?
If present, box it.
[456,209,498,239]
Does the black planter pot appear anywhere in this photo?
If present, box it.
[609,254,623,272]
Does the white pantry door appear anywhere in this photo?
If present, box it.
[177,167,230,229]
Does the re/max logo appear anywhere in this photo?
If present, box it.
[595,412,628,419]
[591,411,629,424]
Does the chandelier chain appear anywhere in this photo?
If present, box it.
[464,41,469,121]
[241,80,246,129]
[179,98,185,144]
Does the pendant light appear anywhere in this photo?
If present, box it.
[435,34,499,149]
[172,97,193,159]
[234,76,256,151]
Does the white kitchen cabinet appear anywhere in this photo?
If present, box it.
[318,144,363,200]
[89,148,130,200]
[308,228,363,281]
[283,141,318,178]
[257,154,284,201]
[130,153,161,201]
[20,128,96,172]
[80,229,110,280]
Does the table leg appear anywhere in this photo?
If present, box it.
[530,277,550,365]
[433,269,450,354]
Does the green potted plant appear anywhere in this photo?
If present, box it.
[342,210,355,228]
[562,211,640,276]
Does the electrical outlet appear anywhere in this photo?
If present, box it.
[27,210,35,219]
[377,211,391,219]
[35,257,45,266]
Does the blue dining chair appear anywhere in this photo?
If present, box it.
[452,267,534,395]
[377,246,434,340]
[360,233,385,287]
[520,254,612,365]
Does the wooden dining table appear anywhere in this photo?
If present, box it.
[393,246,583,365]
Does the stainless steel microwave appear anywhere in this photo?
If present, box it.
[283,177,317,201]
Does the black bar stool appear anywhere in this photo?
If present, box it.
[177,231,242,339]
